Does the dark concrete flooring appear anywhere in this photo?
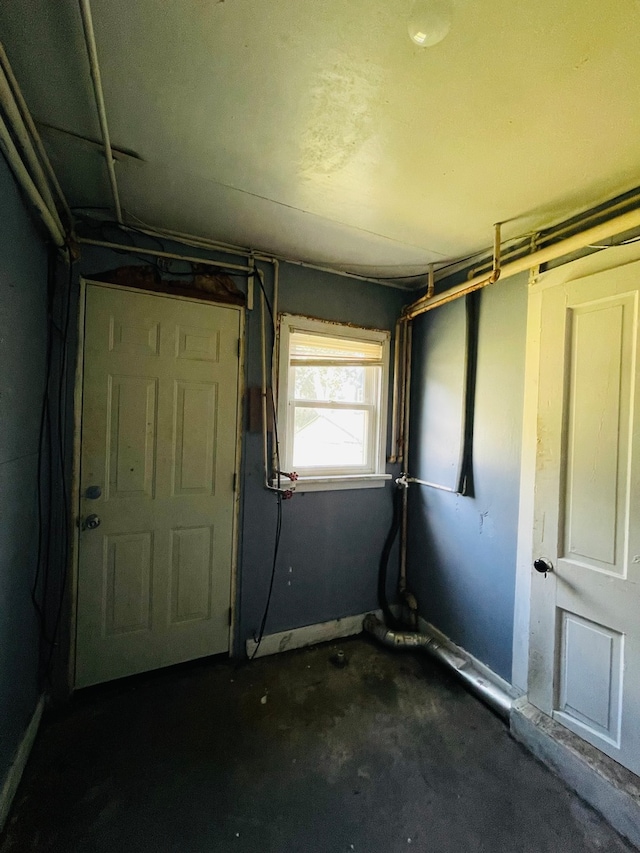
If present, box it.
[1,636,637,853]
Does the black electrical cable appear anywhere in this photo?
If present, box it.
[73,208,507,287]
[378,484,404,630]
[39,295,58,658]
[75,215,254,280]
[250,270,284,660]
[39,382,55,653]
[456,290,481,497]
[370,252,486,281]
[42,254,75,684]
[32,248,57,642]
[72,207,486,284]
[30,249,74,685]
[250,492,283,661]
[73,212,164,252]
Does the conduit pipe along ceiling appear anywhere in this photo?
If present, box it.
[1,0,639,279]
[78,0,122,224]
[403,206,640,318]
[389,199,640,467]
[0,46,70,248]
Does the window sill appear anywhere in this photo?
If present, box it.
[274,474,392,493]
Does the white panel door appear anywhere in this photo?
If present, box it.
[75,284,241,687]
[528,259,640,775]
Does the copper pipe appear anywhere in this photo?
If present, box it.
[398,323,413,594]
[427,263,435,299]
[491,222,501,281]
[396,319,408,465]
[403,210,640,319]
[388,318,404,463]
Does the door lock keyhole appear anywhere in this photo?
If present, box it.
[533,558,553,577]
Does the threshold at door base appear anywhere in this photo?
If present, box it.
[511,698,640,849]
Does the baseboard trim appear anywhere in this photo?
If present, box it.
[511,698,640,849]
[245,611,380,659]
[0,695,45,833]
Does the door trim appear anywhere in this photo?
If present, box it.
[68,278,245,691]
[512,240,640,696]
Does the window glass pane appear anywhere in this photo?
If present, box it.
[292,408,368,468]
[290,331,382,363]
[293,365,368,403]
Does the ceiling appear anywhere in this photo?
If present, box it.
[1,0,639,279]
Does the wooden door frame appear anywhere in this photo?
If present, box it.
[67,278,246,693]
[512,240,640,697]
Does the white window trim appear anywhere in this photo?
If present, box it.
[276,314,391,492]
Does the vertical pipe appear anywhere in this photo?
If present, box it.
[78,0,123,223]
[388,317,403,463]
[247,257,255,311]
[396,318,408,466]
[491,222,502,281]
[403,322,413,471]
[259,273,270,488]
[399,323,413,592]
[399,486,409,594]
[427,263,435,299]
[271,260,279,328]
[270,260,280,477]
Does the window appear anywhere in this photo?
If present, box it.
[277,314,391,491]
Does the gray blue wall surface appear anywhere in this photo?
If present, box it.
[79,241,406,652]
[240,264,405,647]
[0,153,48,783]
[406,274,528,681]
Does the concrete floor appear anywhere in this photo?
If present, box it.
[1,636,637,853]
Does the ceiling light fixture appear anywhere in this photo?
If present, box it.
[408,0,452,47]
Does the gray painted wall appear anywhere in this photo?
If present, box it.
[406,274,528,681]
[78,241,406,653]
[240,264,405,647]
[0,154,48,781]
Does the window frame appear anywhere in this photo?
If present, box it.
[276,314,392,492]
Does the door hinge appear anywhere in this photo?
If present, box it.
[228,606,233,626]
[232,472,237,492]
[237,338,241,357]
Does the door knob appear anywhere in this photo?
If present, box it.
[83,514,101,530]
[533,558,553,575]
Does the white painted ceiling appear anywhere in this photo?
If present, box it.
[1,0,639,278]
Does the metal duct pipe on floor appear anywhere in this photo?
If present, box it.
[363,614,512,720]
